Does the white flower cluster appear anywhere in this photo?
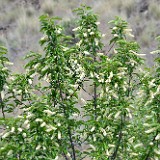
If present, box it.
[46,125,57,132]
[33,63,40,70]
[23,119,30,129]
[114,34,118,37]
[105,71,113,83]
[128,136,135,143]
[36,144,41,150]
[95,22,100,25]
[5,61,14,66]
[117,70,126,80]
[148,79,156,88]
[129,50,146,56]
[150,50,160,54]
[89,144,96,151]
[81,98,86,105]
[1,91,4,100]
[76,40,82,47]
[72,26,81,32]
[62,46,69,51]
[145,85,160,104]
[90,72,107,83]
[97,52,104,56]
[1,131,10,139]
[12,88,22,95]
[83,26,96,38]
[1,67,8,71]
[30,72,38,78]
[40,122,46,127]
[125,108,132,119]
[154,149,160,155]
[40,35,48,42]
[98,75,104,83]
[112,26,117,30]
[7,150,13,156]
[55,28,62,34]
[125,59,138,67]
[100,127,107,136]
[145,127,157,134]
[155,133,160,140]
[123,28,134,38]
[1,126,26,140]
[26,112,34,119]
[28,78,32,85]
[114,111,121,119]
[43,109,55,116]
[134,143,143,149]
[34,114,58,133]
[69,59,85,82]
[83,33,87,37]
[41,66,49,72]
[35,118,43,122]
[91,126,95,132]
[84,51,90,55]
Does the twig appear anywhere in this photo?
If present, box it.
[93,82,97,119]
[62,153,69,160]
[68,126,76,160]
[12,93,28,108]
[80,155,88,160]
[82,87,93,98]
[0,93,5,118]
[144,131,159,160]
[107,42,116,55]
[57,139,69,160]
[69,76,86,99]
[93,52,97,119]
[111,118,123,160]
[110,72,132,160]
[58,80,76,160]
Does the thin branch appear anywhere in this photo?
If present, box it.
[106,42,116,55]
[144,136,156,160]
[62,153,69,160]
[68,126,76,160]
[0,92,5,118]
[82,87,93,98]
[58,81,76,160]
[93,50,97,119]
[93,82,97,119]
[144,131,159,160]
[111,117,123,160]
[127,73,132,97]
[80,155,88,160]
[12,93,28,108]
[111,73,132,159]
[31,84,45,96]
[69,76,86,99]
[57,139,69,160]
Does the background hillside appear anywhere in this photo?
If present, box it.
[0,0,160,72]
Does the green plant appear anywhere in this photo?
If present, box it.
[0,5,159,160]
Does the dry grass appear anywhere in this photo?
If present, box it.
[149,1,160,20]
[0,0,159,70]
[41,0,55,15]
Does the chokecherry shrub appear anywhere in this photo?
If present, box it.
[0,5,159,160]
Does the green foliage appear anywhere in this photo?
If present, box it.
[0,46,9,91]
[0,5,160,160]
